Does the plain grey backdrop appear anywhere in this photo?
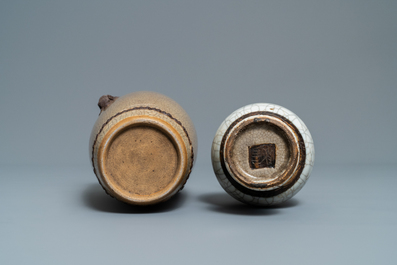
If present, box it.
[1,1,396,264]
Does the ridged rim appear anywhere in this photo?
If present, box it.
[219,111,306,198]
[97,115,188,205]
[91,106,195,204]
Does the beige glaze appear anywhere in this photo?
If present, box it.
[89,91,197,205]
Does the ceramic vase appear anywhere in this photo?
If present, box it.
[211,103,314,206]
[89,91,197,205]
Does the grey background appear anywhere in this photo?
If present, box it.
[1,0,396,167]
[1,1,396,264]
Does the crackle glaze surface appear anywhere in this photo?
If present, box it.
[89,91,197,205]
[211,103,314,206]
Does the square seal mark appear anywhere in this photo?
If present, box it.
[249,143,276,169]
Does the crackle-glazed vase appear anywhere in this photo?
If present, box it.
[89,91,197,205]
[211,103,314,206]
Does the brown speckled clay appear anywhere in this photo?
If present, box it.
[89,91,197,205]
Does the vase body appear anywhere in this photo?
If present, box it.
[211,103,314,206]
[89,91,197,205]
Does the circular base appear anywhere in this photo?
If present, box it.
[212,103,314,205]
[223,113,302,192]
[98,116,187,205]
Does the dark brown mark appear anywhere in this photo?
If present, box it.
[249,144,276,169]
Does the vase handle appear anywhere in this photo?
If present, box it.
[98,95,118,114]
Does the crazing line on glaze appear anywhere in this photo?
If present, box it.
[211,103,315,206]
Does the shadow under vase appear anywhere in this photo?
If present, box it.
[82,183,188,214]
[198,192,300,216]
